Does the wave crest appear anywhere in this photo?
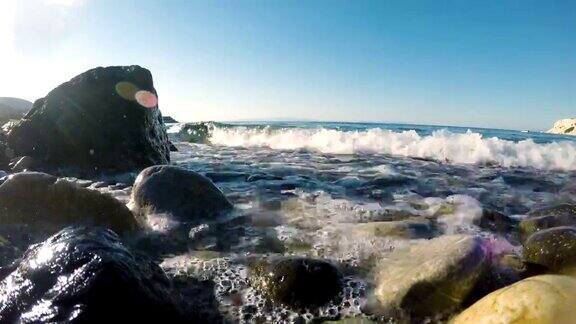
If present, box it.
[208,126,576,170]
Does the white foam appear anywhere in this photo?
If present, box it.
[433,195,484,235]
[208,126,576,170]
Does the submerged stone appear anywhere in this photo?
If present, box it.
[247,174,284,182]
[523,226,576,272]
[452,275,576,324]
[0,172,139,235]
[7,66,170,174]
[130,165,233,223]
[372,235,488,320]
[477,209,518,235]
[252,257,343,310]
[0,227,184,323]
[463,253,523,308]
[519,204,576,242]
[528,204,576,218]
[351,218,436,240]
[205,171,249,182]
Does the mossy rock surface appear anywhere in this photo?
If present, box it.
[519,204,576,242]
[0,172,139,235]
[523,226,576,272]
[251,257,343,310]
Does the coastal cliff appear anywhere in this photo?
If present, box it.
[548,118,576,136]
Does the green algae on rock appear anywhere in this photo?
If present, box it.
[523,226,576,272]
[251,257,343,310]
[519,204,576,242]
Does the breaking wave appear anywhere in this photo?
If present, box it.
[205,125,576,170]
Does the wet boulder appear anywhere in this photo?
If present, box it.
[372,235,488,320]
[519,204,576,242]
[523,226,576,272]
[251,257,343,310]
[0,227,184,322]
[0,172,139,235]
[452,275,576,324]
[130,165,233,223]
[7,66,170,174]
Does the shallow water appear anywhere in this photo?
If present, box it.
[94,122,576,322]
[136,122,575,321]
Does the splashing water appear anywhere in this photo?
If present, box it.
[207,125,576,170]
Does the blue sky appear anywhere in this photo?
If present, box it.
[1,0,575,130]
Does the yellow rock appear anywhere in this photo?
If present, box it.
[451,275,576,324]
[373,235,487,319]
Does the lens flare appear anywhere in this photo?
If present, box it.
[115,81,138,100]
[135,90,158,108]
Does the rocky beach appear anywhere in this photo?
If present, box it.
[1,66,576,323]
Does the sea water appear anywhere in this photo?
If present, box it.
[105,121,576,322]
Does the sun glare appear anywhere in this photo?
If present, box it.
[44,0,85,7]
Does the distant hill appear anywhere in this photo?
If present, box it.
[547,118,576,136]
[0,97,33,123]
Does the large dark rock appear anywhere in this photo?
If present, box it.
[0,172,139,235]
[0,141,9,171]
[251,257,343,310]
[130,165,233,223]
[0,227,184,323]
[7,66,170,174]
